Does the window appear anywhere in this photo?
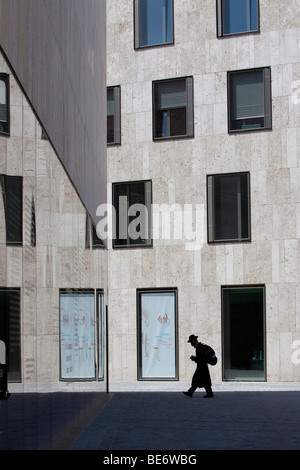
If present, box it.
[134,0,174,49]
[0,74,9,135]
[153,77,193,140]
[137,289,178,380]
[217,0,259,37]
[60,290,96,380]
[0,175,23,245]
[107,86,121,145]
[86,214,104,249]
[207,172,251,243]
[222,285,265,381]
[59,289,105,381]
[112,180,152,248]
[228,67,271,132]
[0,288,21,382]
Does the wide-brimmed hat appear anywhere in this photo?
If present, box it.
[187,334,198,343]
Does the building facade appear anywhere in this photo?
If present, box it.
[106,0,300,384]
[0,1,108,389]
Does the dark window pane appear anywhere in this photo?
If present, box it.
[0,289,21,382]
[3,176,23,244]
[113,181,151,247]
[209,173,250,242]
[0,75,9,134]
[222,286,265,381]
[223,0,258,35]
[229,69,266,131]
[154,79,188,138]
[107,88,114,143]
[139,0,173,47]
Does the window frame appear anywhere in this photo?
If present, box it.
[207,172,251,244]
[0,288,21,383]
[107,85,121,146]
[134,0,174,49]
[227,67,272,133]
[217,0,260,37]
[221,284,266,382]
[0,175,23,246]
[152,76,194,141]
[112,180,152,249]
[0,73,10,135]
[137,288,178,381]
[85,214,104,249]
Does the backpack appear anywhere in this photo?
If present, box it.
[203,344,218,366]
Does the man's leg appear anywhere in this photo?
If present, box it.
[183,386,196,397]
[203,386,213,398]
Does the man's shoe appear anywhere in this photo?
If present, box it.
[183,391,193,398]
[203,393,214,398]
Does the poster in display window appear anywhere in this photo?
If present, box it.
[138,290,177,380]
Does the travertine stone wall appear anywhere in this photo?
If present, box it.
[106,0,300,382]
[0,53,108,385]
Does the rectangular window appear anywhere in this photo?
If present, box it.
[228,67,271,132]
[97,291,105,380]
[112,180,152,248]
[207,172,251,243]
[0,74,9,135]
[107,86,121,145]
[222,285,265,381]
[217,0,259,37]
[153,77,193,140]
[0,175,23,245]
[137,289,178,380]
[86,214,104,249]
[134,0,174,49]
[0,288,21,382]
[60,290,96,380]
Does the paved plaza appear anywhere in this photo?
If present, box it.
[1,382,300,451]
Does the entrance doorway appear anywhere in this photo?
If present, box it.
[222,285,265,381]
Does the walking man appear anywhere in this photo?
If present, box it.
[183,334,214,398]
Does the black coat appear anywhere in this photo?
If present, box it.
[191,342,211,389]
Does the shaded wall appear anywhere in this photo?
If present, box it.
[0,0,107,226]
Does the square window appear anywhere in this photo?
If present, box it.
[207,172,251,243]
[0,175,23,245]
[153,77,193,140]
[107,86,121,145]
[217,0,259,37]
[0,74,9,135]
[134,0,174,49]
[112,180,152,248]
[228,68,271,132]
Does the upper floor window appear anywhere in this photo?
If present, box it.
[0,175,23,245]
[207,172,251,243]
[107,86,121,145]
[153,77,194,140]
[217,0,259,37]
[112,180,152,248]
[134,0,174,49]
[228,67,271,132]
[0,74,9,135]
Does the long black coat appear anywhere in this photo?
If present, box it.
[191,342,211,389]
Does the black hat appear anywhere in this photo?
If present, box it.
[188,334,198,343]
